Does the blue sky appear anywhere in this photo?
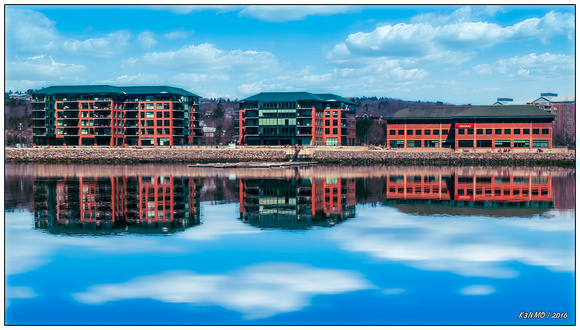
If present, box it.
[4,5,575,104]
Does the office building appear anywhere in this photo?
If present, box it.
[31,85,202,146]
[385,105,555,149]
[238,92,356,146]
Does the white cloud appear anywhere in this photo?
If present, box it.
[239,5,356,22]
[327,207,574,278]
[140,43,280,74]
[137,31,157,49]
[73,262,374,319]
[460,285,496,295]
[163,30,195,40]
[148,5,241,15]
[342,10,574,58]
[473,53,574,79]
[64,30,132,58]
[98,73,163,85]
[5,8,61,53]
[6,55,86,83]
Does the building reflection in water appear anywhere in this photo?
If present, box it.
[33,175,201,235]
[239,177,356,229]
[385,168,554,217]
[31,166,563,235]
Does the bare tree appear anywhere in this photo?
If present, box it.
[367,122,385,145]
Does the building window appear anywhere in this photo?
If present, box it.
[542,129,549,134]
[156,120,162,126]
[458,140,473,148]
[156,103,162,110]
[164,128,170,135]
[433,129,439,135]
[476,129,483,134]
[333,120,338,126]
[146,103,154,110]
[164,103,170,110]
[325,120,330,126]
[390,140,404,148]
[407,140,422,148]
[533,128,540,134]
[390,130,396,135]
[407,130,413,135]
[146,112,154,118]
[157,129,162,135]
[476,140,492,148]
[425,140,439,147]
[325,128,330,134]
[164,120,170,126]
[442,129,449,135]
[504,129,511,134]
[147,120,154,126]
[495,129,502,134]
[533,140,549,148]
[467,128,474,134]
[416,130,422,135]
[326,138,338,146]
[333,128,338,134]
[156,112,162,118]
[398,130,404,135]
[486,129,492,134]
[325,112,330,117]
[523,129,530,134]
[333,111,338,117]
[514,129,521,134]
[424,129,431,135]
[147,129,154,135]
[458,129,465,135]
[495,140,511,148]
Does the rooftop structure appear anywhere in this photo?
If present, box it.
[30,85,202,146]
[385,105,555,150]
[238,91,356,146]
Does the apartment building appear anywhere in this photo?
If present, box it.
[33,175,201,235]
[385,105,555,150]
[238,92,356,146]
[529,92,575,145]
[30,85,202,146]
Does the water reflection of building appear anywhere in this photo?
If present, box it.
[385,169,554,217]
[34,175,201,235]
[239,177,356,229]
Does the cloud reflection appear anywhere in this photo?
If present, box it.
[73,262,374,319]
[328,206,574,278]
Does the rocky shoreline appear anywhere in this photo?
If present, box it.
[4,147,575,167]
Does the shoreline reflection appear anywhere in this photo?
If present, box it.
[18,165,573,236]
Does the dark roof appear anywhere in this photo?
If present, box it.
[242,92,324,103]
[315,93,356,105]
[121,86,200,97]
[391,105,555,120]
[455,105,555,118]
[31,85,125,95]
[242,91,355,104]
[31,85,200,98]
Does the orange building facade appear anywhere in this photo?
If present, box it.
[34,175,201,234]
[31,85,202,147]
[385,105,555,150]
[238,92,356,146]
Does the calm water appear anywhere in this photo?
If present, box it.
[5,164,575,325]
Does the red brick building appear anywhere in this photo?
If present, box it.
[529,92,575,145]
[238,177,356,228]
[238,92,356,146]
[385,105,555,150]
[31,85,202,147]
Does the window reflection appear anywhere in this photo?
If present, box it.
[33,176,201,235]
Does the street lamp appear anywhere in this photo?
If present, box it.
[19,123,23,147]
